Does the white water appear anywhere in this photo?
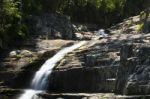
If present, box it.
[18,41,87,99]
[96,29,108,37]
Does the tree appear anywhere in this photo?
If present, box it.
[0,0,21,49]
[143,7,150,33]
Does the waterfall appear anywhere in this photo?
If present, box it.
[18,41,87,99]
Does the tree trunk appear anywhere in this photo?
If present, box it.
[143,7,150,33]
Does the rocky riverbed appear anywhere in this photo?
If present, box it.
[0,15,150,99]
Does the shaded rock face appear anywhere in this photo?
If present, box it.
[0,14,150,98]
[31,14,76,39]
[115,44,150,95]
[143,16,150,33]
[0,40,74,90]
[5,50,57,89]
[115,44,134,94]
[47,42,120,93]
[49,67,117,93]
[0,89,21,99]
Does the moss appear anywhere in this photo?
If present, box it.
[16,54,22,59]
[135,23,144,32]
[28,57,36,63]
[140,11,147,21]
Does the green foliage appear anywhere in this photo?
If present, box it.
[140,11,146,21]
[22,0,43,15]
[135,23,144,32]
[3,0,21,18]
[123,0,145,17]
[0,0,149,49]
[0,0,28,49]
[56,0,126,24]
[55,0,148,26]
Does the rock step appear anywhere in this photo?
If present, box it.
[36,93,150,99]
[0,88,22,99]
[0,72,16,81]
[1,91,150,99]
[48,66,118,93]
[0,81,6,87]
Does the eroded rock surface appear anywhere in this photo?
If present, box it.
[0,15,150,99]
[116,44,150,95]
[0,39,75,93]
[48,41,120,93]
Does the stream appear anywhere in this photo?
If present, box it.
[18,41,87,99]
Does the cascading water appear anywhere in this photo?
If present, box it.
[18,41,87,99]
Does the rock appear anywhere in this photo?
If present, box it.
[1,14,150,98]
[75,33,84,40]
[96,29,108,37]
[22,50,33,57]
[31,14,76,39]
[85,54,98,66]
[75,32,93,40]
[115,44,135,94]
[77,25,88,32]
[115,44,150,95]
[48,66,117,93]
[9,51,17,57]
[73,24,99,32]
[9,50,32,58]
[20,50,33,57]
[47,41,120,93]
[30,92,150,99]
[0,88,22,99]
[124,46,150,95]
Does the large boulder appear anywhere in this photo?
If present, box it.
[115,44,150,95]
[124,45,150,95]
[115,44,134,94]
[31,14,76,39]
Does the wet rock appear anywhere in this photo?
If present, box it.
[0,39,75,90]
[45,41,120,93]
[33,93,150,99]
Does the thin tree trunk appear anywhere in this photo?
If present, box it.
[143,7,150,33]
[0,0,3,48]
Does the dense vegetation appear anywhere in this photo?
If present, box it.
[58,0,149,25]
[0,0,149,49]
[0,0,28,49]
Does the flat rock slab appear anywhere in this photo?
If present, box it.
[36,93,150,99]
